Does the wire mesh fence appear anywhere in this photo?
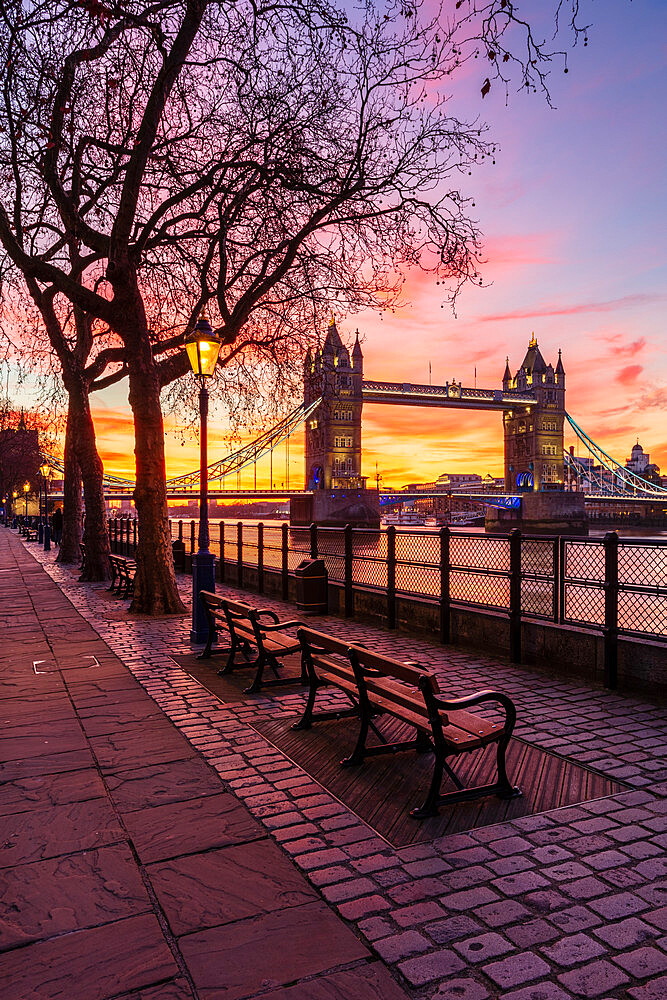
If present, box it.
[162,519,666,643]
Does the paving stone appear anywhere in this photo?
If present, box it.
[338,894,392,920]
[541,932,606,968]
[588,892,648,920]
[593,916,660,949]
[0,843,150,951]
[0,768,106,818]
[506,919,560,948]
[550,906,602,933]
[431,978,490,1000]
[503,986,574,1000]
[476,899,531,928]
[122,792,263,863]
[0,797,125,866]
[452,931,514,962]
[612,945,667,978]
[254,962,410,999]
[483,952,551,989]
[373,930,431,962]
[442,887,500,911]
[628,975,667,1000]
[180,900,368,999]
[558,960,630,998]
[105,758,224,812]
[398,948,466,985]
[147,839,316,935]
[0,913,178,1000]
[425,915,484,945]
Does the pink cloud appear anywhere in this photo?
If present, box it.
[478,293,665,323]
[615,365,643,386]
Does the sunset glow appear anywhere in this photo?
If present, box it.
[34,2,667,488]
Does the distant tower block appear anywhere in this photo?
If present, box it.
[503,335,566,493]
[304,318,365,491]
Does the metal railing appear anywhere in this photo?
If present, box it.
[156,519,666,688]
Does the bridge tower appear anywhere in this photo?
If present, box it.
[503,335,566,492]
[304,318,365,491]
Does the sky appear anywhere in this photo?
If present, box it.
[14,0,667,490]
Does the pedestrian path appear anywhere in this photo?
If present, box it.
[0,529,408,1000]
[3,528,667,1000]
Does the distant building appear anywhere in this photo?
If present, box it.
[626,442,650,475]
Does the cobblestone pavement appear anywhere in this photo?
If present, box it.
[19,535,667,1000]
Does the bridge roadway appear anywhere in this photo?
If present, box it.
[45,487,667,506]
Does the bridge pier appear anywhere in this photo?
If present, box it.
[485,491,588,535]
[290,488,380,527]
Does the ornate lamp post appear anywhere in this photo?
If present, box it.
[185,314,222,642]
[23,481,30,519]
[12,490,18,525]
[40,462,51,551]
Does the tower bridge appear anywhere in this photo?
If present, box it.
[40,322,667,528]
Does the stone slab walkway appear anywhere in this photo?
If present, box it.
[0,529,407,1000]
[3,528,667,1000]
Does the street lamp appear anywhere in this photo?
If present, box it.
[23,481,30,519]
[40,462,51,551]
[185,314,222,642]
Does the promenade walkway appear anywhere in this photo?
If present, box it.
[2,528,666,1000]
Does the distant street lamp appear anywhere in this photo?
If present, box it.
[23,481,30,519]
[40,462,51,551]
[185,314,222,642]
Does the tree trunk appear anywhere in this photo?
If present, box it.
[75,386,111,582]
[57,403,83,564]
[125,319,184,615]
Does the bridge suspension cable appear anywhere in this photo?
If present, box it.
[165,397,322,491]
[564,413,667,497]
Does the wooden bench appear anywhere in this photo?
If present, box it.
[198,592,306,694]
[108,553,136,597]
[25,529,39,542]
[296,628,520,818]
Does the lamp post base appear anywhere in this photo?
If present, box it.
[191,549,216,644]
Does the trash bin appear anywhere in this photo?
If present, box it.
[295,558,328,615]
[172,539,186,573]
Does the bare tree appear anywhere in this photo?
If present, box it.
[0,0,589,613]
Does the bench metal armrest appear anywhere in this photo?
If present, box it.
[433,688,517,734]
[262,619,306,632]
[255,609,280,624]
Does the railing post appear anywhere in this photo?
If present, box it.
[133,519,137,554]
[189,520,195,573]
[559,536,566,624]
[219,521,225,583]
[237,521,243,588]
[310,522,318,559]
[257,522,264,594]
[439,525,451,644]
[552,536,560,623]
[114,518,118,553]
[121,519,126,556]
[281,522,289,600]
[178,520,183,543]
[344,523,353,618]
[603,531,619,690]
[386,525,396,629]
[509,528,522,664]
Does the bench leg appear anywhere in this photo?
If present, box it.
[410,756,444,818]
[340,707,371,767]
[496,737,521,799]
[244,652,269,694]
[291,674,319,730]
